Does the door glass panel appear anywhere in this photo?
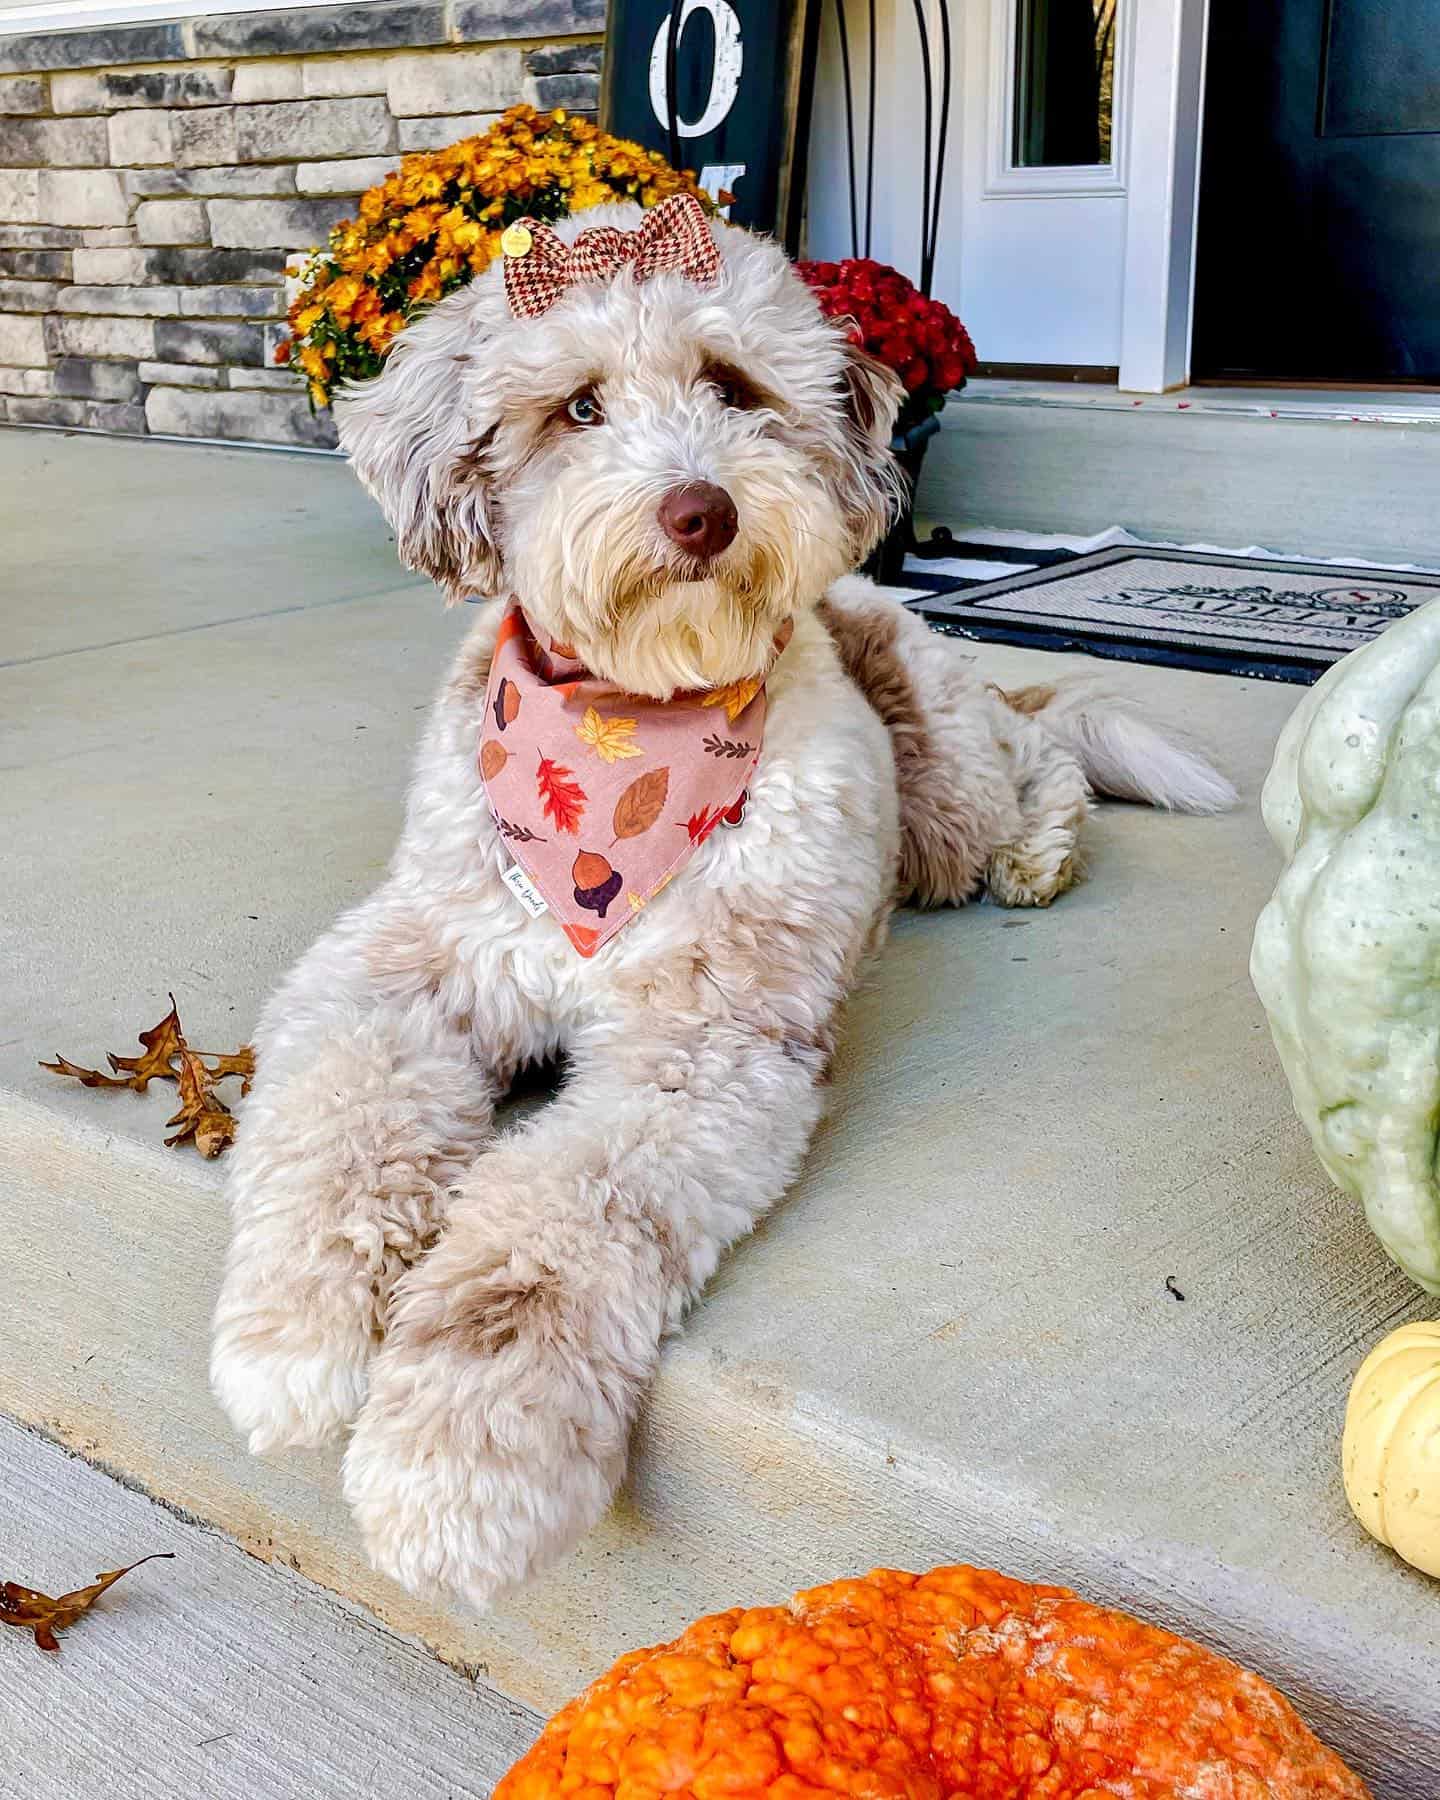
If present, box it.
[1323,0,1440,138]
[1014,0,1117,166]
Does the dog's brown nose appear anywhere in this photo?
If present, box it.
[657,482,738,561]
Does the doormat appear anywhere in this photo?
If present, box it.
[903,545,1440,683]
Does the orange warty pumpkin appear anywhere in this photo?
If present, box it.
[495,1565,1368,1799]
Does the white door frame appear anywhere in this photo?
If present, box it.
[1118,0,1212,390]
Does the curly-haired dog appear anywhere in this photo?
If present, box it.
[211,198,1233,1609]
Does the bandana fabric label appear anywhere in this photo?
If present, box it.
[479,604,766,958]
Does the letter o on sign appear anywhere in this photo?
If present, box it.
[649,0,744,139]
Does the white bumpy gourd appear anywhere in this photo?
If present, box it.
[1252,598,1440,1294]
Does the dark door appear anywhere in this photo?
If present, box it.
[1194,0,1440,383]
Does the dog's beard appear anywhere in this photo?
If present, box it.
[502,460,848,699]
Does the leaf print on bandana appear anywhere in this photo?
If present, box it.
[701,675,762,724]
[536,756,587,834]
[701,732,755,760]
[480,740,508,781]
[612,768,670,842]
[683,803,727,845]
[564,922,600,956]
[574,706,643,764]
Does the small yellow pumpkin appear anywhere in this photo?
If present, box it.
[1342,1320,1440,1577]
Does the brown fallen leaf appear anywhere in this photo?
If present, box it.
[165,1047,237,1159]
[35,1054,132,1089]
[195,1046,255,1097]
[103,996,185,1091]
[40,997,254,1157]
[1,1552,175,1654]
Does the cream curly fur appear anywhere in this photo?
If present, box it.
[211,206,1233,1610]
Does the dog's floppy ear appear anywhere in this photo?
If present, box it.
[334,291,504,601]
[832,335,907,562]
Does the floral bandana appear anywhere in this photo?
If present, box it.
[500,192,723,320]
[479,604,775,958]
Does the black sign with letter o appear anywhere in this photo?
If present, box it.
[600,0,820,252]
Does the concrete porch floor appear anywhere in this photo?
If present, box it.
[1,427,1436,1796]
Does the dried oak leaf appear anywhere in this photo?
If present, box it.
[199,1047,255,1097]
[165,1047,237,1159]
[41,998,253,1157]
[103,996,185,1090]
[1,1552,174,1654]
[36,1054,132,1090]
[40,995,184,1094]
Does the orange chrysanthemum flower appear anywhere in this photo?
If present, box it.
[280,103,714,407]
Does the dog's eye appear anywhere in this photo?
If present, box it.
[704,362,761,411]
[566,391,604,426]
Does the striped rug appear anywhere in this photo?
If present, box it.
[892,528,1440,683]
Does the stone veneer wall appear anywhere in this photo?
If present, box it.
[0,0,603,448]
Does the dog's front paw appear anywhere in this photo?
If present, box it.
[342,1323,626,1610]
[211,1303,372,1454]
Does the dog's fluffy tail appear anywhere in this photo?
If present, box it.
[1004,682,1238,814]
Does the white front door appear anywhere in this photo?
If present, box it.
[807,0,1209,391]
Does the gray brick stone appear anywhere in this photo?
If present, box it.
[0,248,69,278]
[74,245,286,284]
[532,72,600,109]
[8,394,148,431]
[36,170,127,227]
[294,156,394,196]
[0,364,51,394]
[0,278,59,311]
[53,357,143,401]
[78,225,138,246]
[109,110,173,168]
[154,317,266,366]
[0,116,108,167]
[44,314,156,359]
[52,66,233,112]
[129,165,299,199]
[453,0,605,41]
[235,96,396,162]
[193,3,444,59]
[0,223,83,247]
[526,43,602,75]
[0,311,45,364]
[0,23,185,77]
[134,200,209,246]
[56,284,184,316]
[139,359,222,388]
[207,197,351,250]
[179,285,286,319]
[0,169,39,223]
[0,76,48,114]
[172,107,238,170]
[303,55,390,97]
[385,47,526,117]
[226,366,299,391]
[397,112,500,152]
[145,382,338,448]
[231,62,302,102]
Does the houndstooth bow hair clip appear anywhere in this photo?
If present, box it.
[501,192,723,320]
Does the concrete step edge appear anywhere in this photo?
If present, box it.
[0,1083,1423,1790]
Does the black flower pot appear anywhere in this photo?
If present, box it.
[864,408,943,585]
